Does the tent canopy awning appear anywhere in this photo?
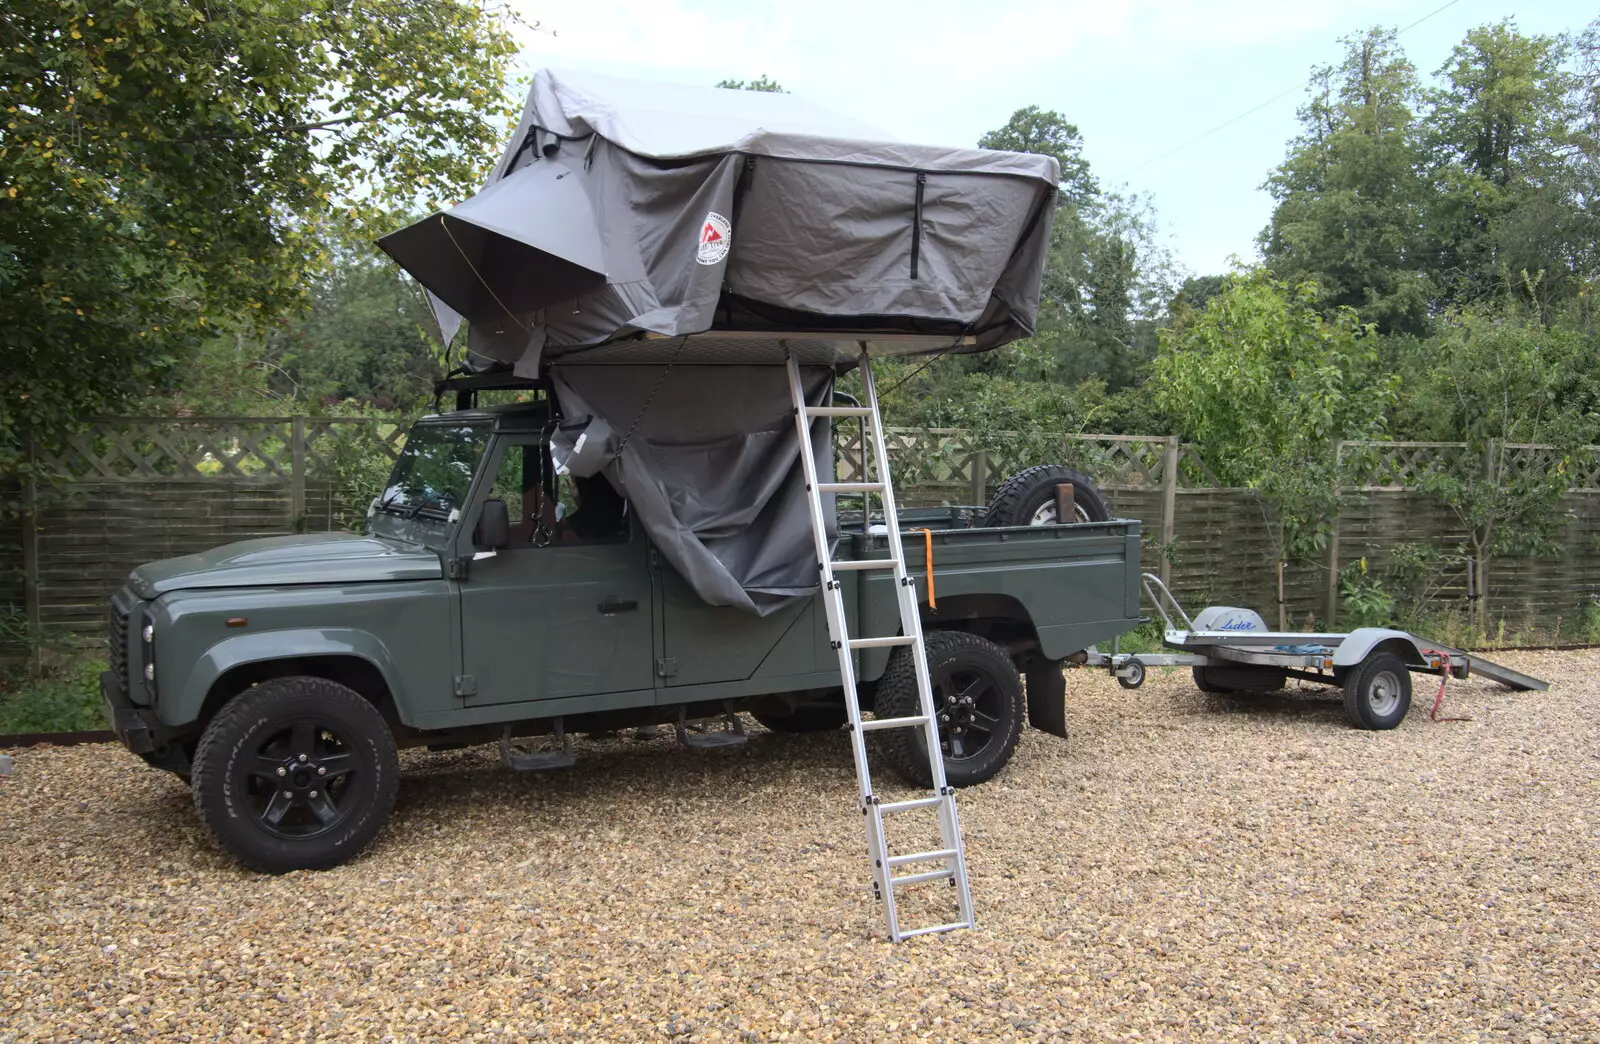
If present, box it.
[378,159,607,325]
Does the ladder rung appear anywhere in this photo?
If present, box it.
[891,868,956,887]
[859,715,930,732]
[818,482,885,494]
[897,920,973,940]
[805,406,875,417]
[829,558,900,572]
[880,796,945,813]
[887,848,959,868]
[849,635,915,649]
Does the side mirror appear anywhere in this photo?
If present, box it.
[477,498,510,549]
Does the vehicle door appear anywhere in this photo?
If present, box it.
[456,433,655,707]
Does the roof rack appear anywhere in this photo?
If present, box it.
[433,370,546,412]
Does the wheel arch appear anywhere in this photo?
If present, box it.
[174,629,409,733]
[1332,629,1425,670]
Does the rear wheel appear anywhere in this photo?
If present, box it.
[192,676,399,873]
[874,631,1025,788]
[982,464,1110,527]
[1342,653,1412,730]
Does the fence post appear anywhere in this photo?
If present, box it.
[290,416,307,532]
[20,439,42,672]
[1159,436,1179,587]
[1324,440,1345,628]
[1477,438,1500,631]
[969,450,987,507]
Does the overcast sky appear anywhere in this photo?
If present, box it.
[510,0,1593,279]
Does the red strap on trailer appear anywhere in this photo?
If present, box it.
[1429,673,1472,723]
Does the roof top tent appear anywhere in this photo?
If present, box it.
[378,69,1064,942]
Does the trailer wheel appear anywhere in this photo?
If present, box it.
[874,631,1024,788]
[1342,652,1412,730]
[982,464,1110,527]
[1118,658,1147,690]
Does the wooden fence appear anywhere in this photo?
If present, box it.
[5,418,1599,643]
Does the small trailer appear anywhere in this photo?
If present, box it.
[1086,574,1548,729]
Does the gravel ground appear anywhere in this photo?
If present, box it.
[3,650,1598,1042]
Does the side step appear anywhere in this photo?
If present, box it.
[675,709,749,749]
[500,720,577,771]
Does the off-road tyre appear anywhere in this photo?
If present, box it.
[874,631,1025,788]
[982,464,1111,527]
[1342,652,1412,730]
[749,698,849,733]
[192,676,399,873]
[1193,665,1287,695]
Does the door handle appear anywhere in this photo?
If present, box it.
[597,598,638,615]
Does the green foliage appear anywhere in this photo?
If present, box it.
[978,105,1098,205]
[1263,19,1600,331]
[1405,307,1600,561]
[715,76,786,93]
[0,655,107,734]
[1338,558,1395,628]
[1152,271,1397,560]
[0,0,519,465]
[1423,21,1595,316]
[1261,27,1433,335]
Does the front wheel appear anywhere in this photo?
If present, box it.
[873,631,1025,788]
[1342,653,1412,730]
[191,676,399,873]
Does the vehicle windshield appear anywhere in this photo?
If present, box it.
[376,423,490,520]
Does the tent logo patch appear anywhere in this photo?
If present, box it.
[696,212,732,265]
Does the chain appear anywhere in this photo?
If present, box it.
[613,338,689,455]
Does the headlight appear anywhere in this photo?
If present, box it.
[144,663,155,681]
[142,622,154,643]
[141,613,156,689]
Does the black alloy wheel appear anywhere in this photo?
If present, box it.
[874,630,1025,788]
[192,676,398,873]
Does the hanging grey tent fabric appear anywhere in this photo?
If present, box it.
[549,364,835,616]
[379,68,1061,375]
[377,70,1059,615]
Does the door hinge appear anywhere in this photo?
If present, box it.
[655,657,678,678]
[447,556,468,580]
[648,546,662,568]
[454,674,478,697]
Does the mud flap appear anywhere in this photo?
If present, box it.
[1024,661,1069,739]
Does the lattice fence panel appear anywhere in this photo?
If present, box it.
[1339,441,1474,489]
[38,419,296,483]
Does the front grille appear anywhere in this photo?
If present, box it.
[108,601,130,694]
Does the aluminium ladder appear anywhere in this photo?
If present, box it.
[784,347,975,942]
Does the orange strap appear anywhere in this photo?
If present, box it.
[920,528,935,609]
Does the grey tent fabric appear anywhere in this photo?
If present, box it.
[549,364,835,616]
[378,70,1059,615]
[381,68,1060,374]
[379,159,607,325]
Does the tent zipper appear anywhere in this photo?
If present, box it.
[910,173,926,280]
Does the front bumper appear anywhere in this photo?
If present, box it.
[102,671,160,754]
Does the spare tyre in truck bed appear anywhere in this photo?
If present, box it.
[982,464,1110,526]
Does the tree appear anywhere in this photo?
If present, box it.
[1261,28,1433,335]
[716,75,786,93]
[0,0,519,466]
[1152,271,1396,626]
[1397,306,1600,629]
[978,106,1098,205]
[1422,21,1594,315]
